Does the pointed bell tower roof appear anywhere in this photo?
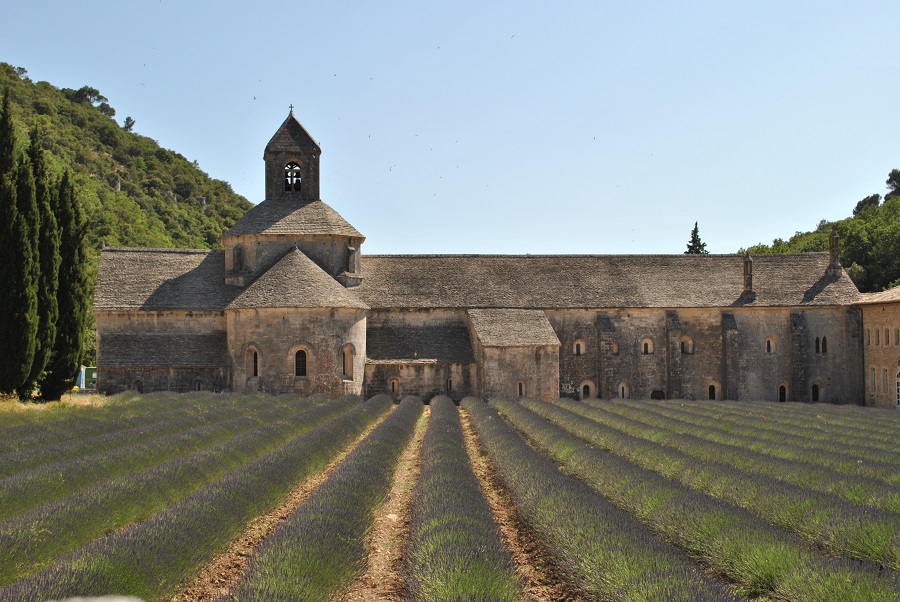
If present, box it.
[265,109,321,155]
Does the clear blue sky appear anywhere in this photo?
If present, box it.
[4,1,899,254]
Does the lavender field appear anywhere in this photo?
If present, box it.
[0,393,896,601]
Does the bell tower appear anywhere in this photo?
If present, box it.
[264,108,321,202]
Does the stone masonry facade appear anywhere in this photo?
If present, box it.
[93,112,892,405]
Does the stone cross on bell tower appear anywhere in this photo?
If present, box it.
[263,108,321,202]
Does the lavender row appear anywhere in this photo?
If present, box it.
[0,394,316,521]
[226,396,424,601]
[0,395,361,586]
[462,397,738,601]
[653,398,898,448]
[565,398,900,514]
[0,392,251,454]
[509,398,900,601]
[602,399,899,485]
[543,397,900,571]
[0,394,394,601]
[0,393,299,479]
[405,396,519,602]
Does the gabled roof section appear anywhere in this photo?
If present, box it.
[856,285,900,305]
[94,248,241,312]
[228,247,369,310]
[265,111,321,154]
[223,199,363,238]
[356,253,862,309]
[468,309,561,347]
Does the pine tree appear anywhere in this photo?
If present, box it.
[41,172,88,400]
[20,130,60,399]
[684,221,709,255]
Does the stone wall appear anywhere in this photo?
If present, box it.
[364,362,476,401]
[860,302,900,407]
[95,311,229,395]
[224,233,360,286]
[227,307,366,396]
[547,306,863,403]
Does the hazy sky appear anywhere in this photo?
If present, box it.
[4,1,899,254]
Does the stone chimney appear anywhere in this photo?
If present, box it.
[828,225,841,275]
[743,253,753,292]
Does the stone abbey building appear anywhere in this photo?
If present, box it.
[94,112,897,406]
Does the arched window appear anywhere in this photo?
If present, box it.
[579,380,595,400]
[883,368,889,393]
[447,377,453,392]
[134,380,144,394]
[342,345,354,380]
[389,378,400,395]
[641,338,654,355]
[778,384,787,402]
[708,384,716,400]
[195,380,203,391]
[811,383,820,402]
[611,340,620,355]
[284,161,302,192]
[680,336,694,355]
[295,349,307,378]
[821,336,827,354]
[574,340,585,356]
[815,337,821,354]
[247,347,259,378]
[766,337,776,354]
[517,381,525,397]
[617,382,630,399]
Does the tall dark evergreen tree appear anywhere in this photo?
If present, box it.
[42,172,88,400]
[20,130,60,398]
[0,91,36,394]
[684,221,709,255]
[11,152,39,397]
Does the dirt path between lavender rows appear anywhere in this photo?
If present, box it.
[172,407,393,602]
[339,406,429,601]
[460,408,591,602]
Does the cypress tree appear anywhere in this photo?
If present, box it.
[42,172,88,400]
[0,91,13,176]
[20,130,60,399]
[0,91,34,394]
[10,153,40,397]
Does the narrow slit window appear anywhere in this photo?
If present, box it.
[253,351,259,377]
[518,381,525,397]
[295,349,307,378]
[779,385,787,402]
[821,336,827,354]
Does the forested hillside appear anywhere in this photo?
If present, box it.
[0,63,252,252]
[741,171,900,293]
[0,63,252,366]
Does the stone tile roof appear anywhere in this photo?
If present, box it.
[98,332,229,366]
[94,248,241,312]
[856,286,900,305]
[366,323,474,363]
[468,309,561,347]
[356,253,861,309]
[265,111,321,153]
[228,247,369,310]
[222,199,363,238]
